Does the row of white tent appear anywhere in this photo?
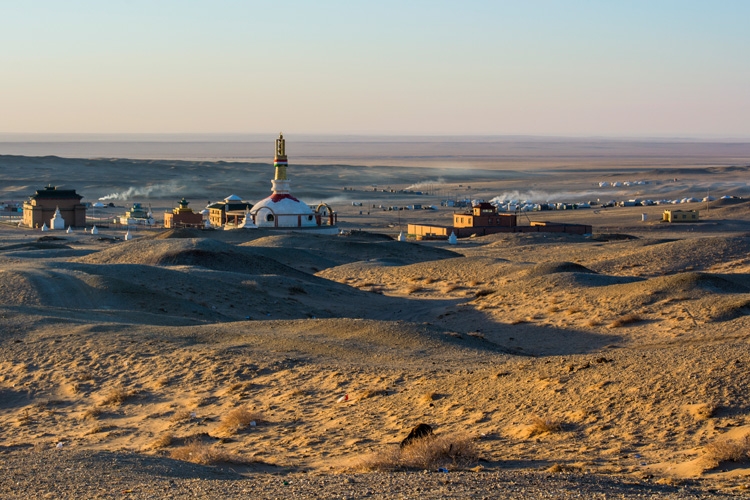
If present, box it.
[598,180,649,187]
[480,194,732,212]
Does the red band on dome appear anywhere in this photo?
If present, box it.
[270,193,300,202]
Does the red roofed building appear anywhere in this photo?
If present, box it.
[164,198,204,228]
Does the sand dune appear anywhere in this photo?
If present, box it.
[3,154,750,497]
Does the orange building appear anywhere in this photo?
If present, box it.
[164,198,204,229]
[453,202,516,229]
[408,202,591,239]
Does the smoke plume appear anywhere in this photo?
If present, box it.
[98,181,182,201]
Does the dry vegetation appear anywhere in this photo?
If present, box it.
[527,417,564,437]
[358,433,478,471]
[99,387,137,406]
[607,313,643,328]
[169,439,251,465]
[702,435,750,468]
[217,407,263,435]
[2,188,750,492]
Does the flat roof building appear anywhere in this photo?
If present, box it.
[663,209,699,222]
[22,185,86,229]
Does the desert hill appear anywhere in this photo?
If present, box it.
[3,150,750,496]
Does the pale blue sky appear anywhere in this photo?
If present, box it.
[1,1,748,137]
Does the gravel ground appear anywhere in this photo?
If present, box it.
[0,448,742,499]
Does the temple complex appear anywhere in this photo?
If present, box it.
[119,203,154,226]
[163,198,204,229]
[22,185,86,229]
[247,134,336,229]
[207,195,253,227]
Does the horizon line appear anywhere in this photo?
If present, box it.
[2,132,750,143]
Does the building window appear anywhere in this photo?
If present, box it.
[307,215,313,221]
[266,214,275,222]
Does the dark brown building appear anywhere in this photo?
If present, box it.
[23,185,86,229]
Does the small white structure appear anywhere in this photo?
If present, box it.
[641,213,648,222]
[41,222,48,232]
[50,207,66,230]
[66,226,73,234]
[448,232,458,245]
[91,225,99,235]
[124,230,132,241]
[237,211,258,229]
[397,232,406,242]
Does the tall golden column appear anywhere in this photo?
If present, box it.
[274,133,288,181]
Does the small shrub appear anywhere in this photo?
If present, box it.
[82,407,102,420]
[527,416,563,437]
[74,370,94,381]
[358,433,478,471]
[169,439,250,465]
[474,289,494,298]
[217,407,263,435]
[288,285,307,295]
[442,284,460,293]
[85,423,109,435]
[419,392,438,404]
[607,313,642,328]
[468,280,481,287]
[703,435,750,468]
[151,433,174,449]
[100,387,136,406]
[362,388,388,399]
[690,402,717,421]
[17,409,31,426]
[406,285,423,295]
[170,409,194,422]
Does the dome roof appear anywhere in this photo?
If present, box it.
[253,193,314,215]
[224,194,242,202]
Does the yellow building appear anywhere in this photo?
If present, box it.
[663,209,699,222]
[164,198,204,228]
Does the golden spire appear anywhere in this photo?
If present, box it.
[275,133,286,158]
[274,132,288,181]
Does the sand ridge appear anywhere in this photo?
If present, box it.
[2,154,750,496]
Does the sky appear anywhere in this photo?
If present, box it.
[1,1,749,138]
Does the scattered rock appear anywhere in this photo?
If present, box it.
[400,423,434,448]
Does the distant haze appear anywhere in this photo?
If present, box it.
[0,136,749,168]
[1,2,749,138]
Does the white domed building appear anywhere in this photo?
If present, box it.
[249,134,336,229]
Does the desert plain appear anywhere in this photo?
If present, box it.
[1,138,750,498]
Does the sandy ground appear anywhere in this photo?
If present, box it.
[1,147,750,497]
